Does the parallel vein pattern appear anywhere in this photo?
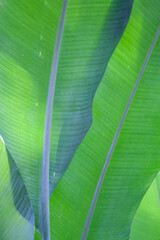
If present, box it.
[130,180,160,240]
[49,0,134,195]
[49,1,160,240]
[0,136,34,240]
[82,27,160,240]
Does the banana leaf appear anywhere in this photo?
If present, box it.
[49,0,160,239]
[0,0,133,238]
[1,0,160,239]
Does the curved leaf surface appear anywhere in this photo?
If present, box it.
[49,0,133,196]
[87,24,160,240]
[0,0,64,228]
[49,0,160,239]
[0,0,132,232]
[0,136,34,240]
[130,179,160,240]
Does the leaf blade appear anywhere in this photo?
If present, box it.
[88,21,160,240]
[49,1,160,239]
[82,26,160,240]
[130,179,160,240]
[0,136,34,240]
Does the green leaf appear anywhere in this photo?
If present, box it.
[87,26,160,240]
[86,24,160,240]
[0,0,132,235]
[0,136,34,240]
[35,229,42,240]
[130,178,160,240]
[49,0,160,239]
[155,172,160,196]
[0,0,65,230]
[49,0,133,195]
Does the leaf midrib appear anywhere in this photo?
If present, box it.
[40,1,69,239]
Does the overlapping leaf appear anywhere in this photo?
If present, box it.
[0,136,34,240]
[49,0,160,239]
[1,0,159,239]
[130,178,160,240]
[0,0,133,234]
[0,0,64,227]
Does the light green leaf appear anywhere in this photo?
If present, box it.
[0,136,34,240]
[87,23,160,240]
[155,172,160,197]
[49,0,160,239]
[130,178,160,240]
